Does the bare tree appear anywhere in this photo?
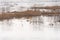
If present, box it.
[1,1,14,13]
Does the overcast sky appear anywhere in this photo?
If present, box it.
[0,0,60,12]
[0,0,60,6]
[0,0,60,2]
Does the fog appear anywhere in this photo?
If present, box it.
[0,0,60,12]
[0,16,60,40]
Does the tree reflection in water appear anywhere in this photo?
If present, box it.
[1,19,13,31]
[0,16,60,32]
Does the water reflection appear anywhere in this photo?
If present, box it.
[0,15,60,32]
[0,16,60,40]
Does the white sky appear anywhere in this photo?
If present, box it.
[0,0,60,12]
[0,0,60,2]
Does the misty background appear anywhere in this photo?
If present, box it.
[0,0,60,40]
[0,0,60,12]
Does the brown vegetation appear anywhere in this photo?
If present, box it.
[0,6,60,20]
[0,10,60,20]
[31,6,60,9]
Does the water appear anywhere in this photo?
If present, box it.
[0,16,60,40]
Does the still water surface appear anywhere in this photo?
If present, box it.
[0,16,60,40]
